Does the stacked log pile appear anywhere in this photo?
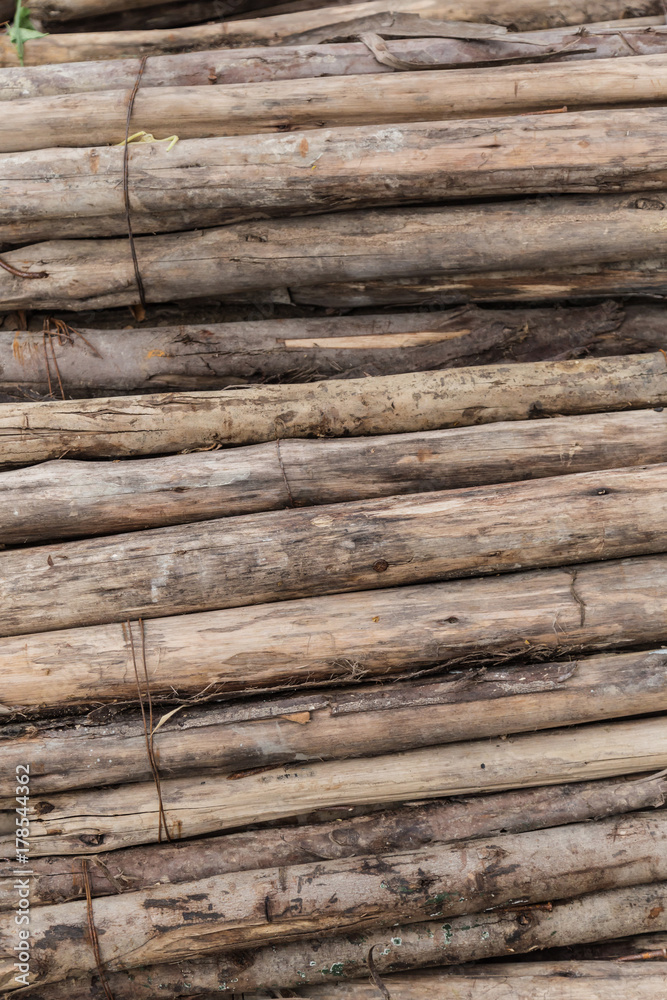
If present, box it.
[0,0,666,996]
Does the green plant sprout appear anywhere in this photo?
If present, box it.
[7,0,48,66]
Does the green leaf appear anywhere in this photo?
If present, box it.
[7,0,48,65]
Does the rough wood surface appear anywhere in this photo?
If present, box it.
[4,649,666,795]
[25,0,278,24]
[3,463,667,636]
[11,110,667,242]
[1,813,665,990]
[9,55,667,153]
[2,775,662,909]
[2,352,665,466]
[6,195,667,310]
[3,409,666,543]
[2,552,666,714]
[12,883,667,999]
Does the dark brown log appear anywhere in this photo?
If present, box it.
[1,773,662,909]
[2,463,667,636]
[2,551,667,715]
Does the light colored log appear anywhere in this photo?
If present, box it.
[6,195,667,310]
[9,109,667,242]
[1,812,666,990]
[4,648,666,795]
[1,552,666,715]
[1,352,665,467]
[1,717,667,855]
[1,774,662,909]
[3,408,666,544]
[3,463,667,636]
[9,55,667,153]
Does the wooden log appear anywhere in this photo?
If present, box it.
[1,717,666,855]
[4,21,667,100]
[2,551,667,715]
[5,648,667,795]
[6,195,667,311]
[3,408,666,544]
[25,0,297,26]
[2,774,662,909]
[4,463,667,636]
[1,815,667,992]
[10,55,667,154]
[10,110,667,243]
[1,352,665,467]
[2,0,659,65]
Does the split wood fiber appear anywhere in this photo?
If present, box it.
[1,809,667,991]
[3,19,667,99]
[1,0,660,65]
[7,195,667,310]
[2,551,667,714]
[3,649,666,795]
[1,352,665,466]
[11,55,667,153]
[2,409,666,543]
[1,774,662,908]
[10,110,667,242]
[0,717,666,855]
[3,463,667,635]
[13,883,667,998]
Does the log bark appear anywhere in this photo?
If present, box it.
[10,110,667,243]
[6,195,667,311]
[2,717,667,855]
[14,883,667,999]
[4,648,666,795]
[2,552,667,715]
[9,56,667,154]
[3,408,666,544]
[3,20,667,99]
[3,463,667,636]
[25,0,294,26]
[2,812,667,991]
[1,774,662,909]
[1,352,665,467]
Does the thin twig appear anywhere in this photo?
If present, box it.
[123,56,148,309]
[81,859,116,1000]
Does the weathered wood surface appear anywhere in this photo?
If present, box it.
[4,409,666,544]
[2,352,665,467]
[7,196,667,310]
[3,463,667,636]
[25,0,281,25]
[16,884,666,999]
[2,775,661,909]
[4,649,666,795]
[3,23,667,100]
[528,930,667,960]
[2,0,660,65]
[2,552,667,714]
[11,111,667,242]
[10,56,667,153]
[1,813,665,990]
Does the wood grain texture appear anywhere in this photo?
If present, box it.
[2,552,666,714]
[9,109,667,242]
[1,813,666,989]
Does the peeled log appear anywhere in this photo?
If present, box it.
[2,552,667,714]
[1,774,662,909]
[1,812,666,990]
[10,109,667,242]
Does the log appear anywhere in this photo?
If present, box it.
[1,0,660,65]
[5,648,667,795]
[2,812,667,991]
[1,717,666,854]
[11,110,667,243]
[25,0,297,26]
[7,195,667,311]
[1,352,665,467]
[4,19,667,99]
[3,463,667,636]
[2,774,662,909]
[2,551,667,715]
[10,56,667,154]
[3,408,666,544]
